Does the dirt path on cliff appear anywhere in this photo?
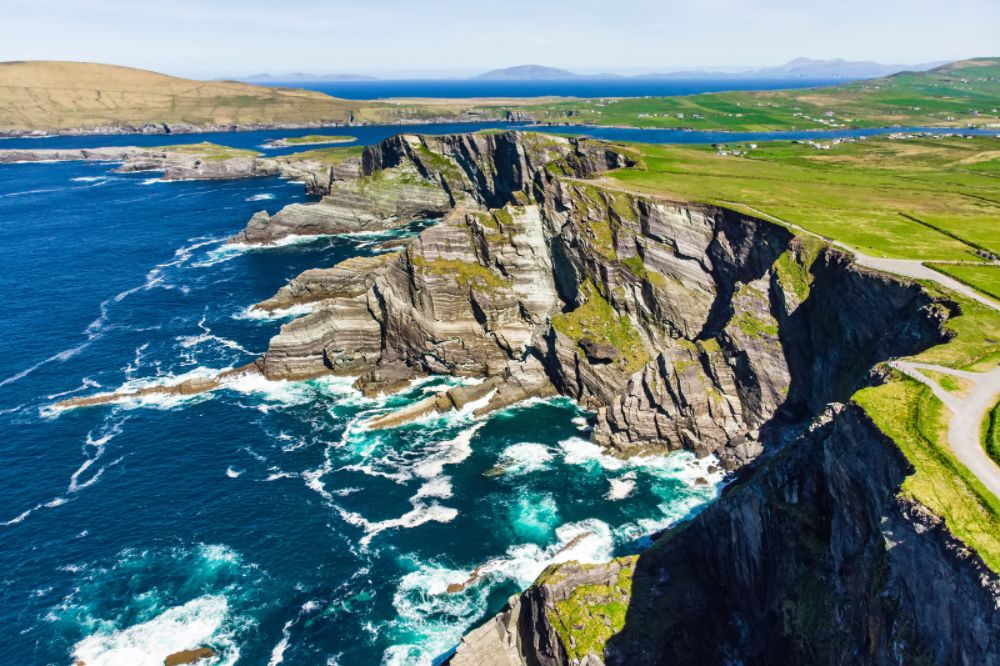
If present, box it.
[889,361,1000,498]
[691,199,1000,496]
[579,178,1000,494]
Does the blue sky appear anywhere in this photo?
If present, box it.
[2,0,998,77]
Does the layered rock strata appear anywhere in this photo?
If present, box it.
[0,146,277,180]
[247,131,945,469]
[450,404,1000,666]
[53,131,995,662]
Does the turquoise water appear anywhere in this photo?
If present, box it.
[0,134,723,664]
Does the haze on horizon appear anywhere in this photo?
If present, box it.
[2,0,997,79]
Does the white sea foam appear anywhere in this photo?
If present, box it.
[496,442,555,475]
[176,315,253,356]
[72,176,109,183]
[411,422,484,481]
[234,302,316,321]
[141,177,164,185]
[226,467,242,479]
[607,472,637,500]
[339,501,458,548]
[247,193,276,201]
[71,595,239,666]
[413,476,453,500]
[267,618,295,666]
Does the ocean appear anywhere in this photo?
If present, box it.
[250,78,845,100]
[3,120,997,665]
[0,128,722,665]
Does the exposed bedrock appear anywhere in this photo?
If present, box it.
[0,146,279,180]
[252,131,948,470]
[451,404,1000,666]
[231,131,631,245]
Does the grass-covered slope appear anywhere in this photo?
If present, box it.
[524,58,1000,131]
[605,135,1000,261]
[594,134,1000,568]
[0,61,499,134]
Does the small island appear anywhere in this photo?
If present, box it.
[263,134,356,148]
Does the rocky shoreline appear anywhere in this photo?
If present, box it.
[0,111,526,139]
[48,130,1000,664]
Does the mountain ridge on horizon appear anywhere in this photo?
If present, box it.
[230,57,950,83]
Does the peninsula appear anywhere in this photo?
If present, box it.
[2,58,999,136]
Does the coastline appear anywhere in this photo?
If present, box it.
[0,113,518,139]
[5,117,996,141]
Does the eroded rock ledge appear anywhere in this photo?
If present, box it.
[243,131,946,472]
[450,404,1000,665]
[55,132,994,663]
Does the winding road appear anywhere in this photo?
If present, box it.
[585,180,1000,496]
[890,361,1000,499]
[711,200,1000,497]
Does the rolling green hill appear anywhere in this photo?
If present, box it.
[0,61,509,134]
[521,58,1000,131]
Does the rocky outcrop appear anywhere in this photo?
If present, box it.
[0,146,278,180]
[51,130,994,664]
[455,404,1000,666]
[247,132,946,469]
[231,131,631,244]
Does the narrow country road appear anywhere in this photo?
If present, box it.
[707,200,1000,497]
[586,185,1000,496]
[890,362,1000,499]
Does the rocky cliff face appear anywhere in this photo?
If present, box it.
[232,131,630,244]
[238,131,994,664]
[248,131,944,468]
[0,146,280,181]
[452,404,1000,666]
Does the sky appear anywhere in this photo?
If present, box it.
[1,0,998,78]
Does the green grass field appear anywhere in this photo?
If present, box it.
[605,136,1000,261]
[519,59,1000,131]
[985,402,1000,467]
[275,145,365,165]
[927,263,1000,301]
[147,141,261,161]
[282,134,355,145]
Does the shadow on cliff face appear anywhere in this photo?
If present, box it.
[600,274,995,665]
[605,402,1000,666]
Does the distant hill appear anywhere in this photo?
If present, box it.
[525,57,1000,131]
[637,57,944,80]
[240,72,377,83]
[473,65,585,81]
[475,59,941,82]
[0,61,507,134]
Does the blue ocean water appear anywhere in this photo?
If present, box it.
[0,131,727,665]
[254,78,845,100]
[4,116,1000,664]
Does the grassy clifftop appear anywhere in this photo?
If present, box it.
[523,58,1000,131]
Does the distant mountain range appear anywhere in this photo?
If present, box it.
[240,72,376,83]
[471,65,605,81]
[474,59,945,81]
[235,59,947,83]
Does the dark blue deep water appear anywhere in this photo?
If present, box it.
[4,121,997,665]
[254,78,844,100]
[0,126,726,665]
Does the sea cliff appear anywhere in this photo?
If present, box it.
[53,130,998,662]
